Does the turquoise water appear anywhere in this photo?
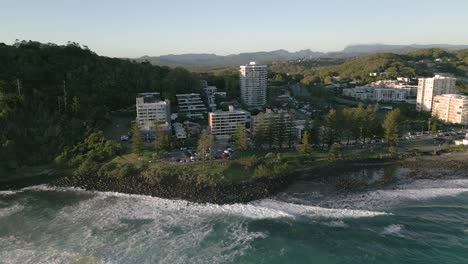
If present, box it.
[1,177,468,263]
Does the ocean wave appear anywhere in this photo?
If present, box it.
[0,204,25,218]
[252,199,387,219]
[310,179,468,211]
[19,185,388,220]
[0,190,18,196]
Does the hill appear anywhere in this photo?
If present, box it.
[269,48,467,90]
[135,49,326,71]
[134,44,468,71]
[342,44,468,54]
[0,41,201,174]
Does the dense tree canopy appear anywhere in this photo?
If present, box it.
[0,41,201,173]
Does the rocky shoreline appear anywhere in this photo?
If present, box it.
[400,151,468,179]
[5,151,467,204]
[52,172,296,204]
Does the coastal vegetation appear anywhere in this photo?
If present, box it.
[0,41,201,174]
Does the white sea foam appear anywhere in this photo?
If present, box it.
[21,185,388,220]
[0,190,18,196]
[41,189,271,264]
[382,224,403,236]
[0,204,25,218]
[320,179,468,211]
[323,220,349,228]
[252,199,387,219]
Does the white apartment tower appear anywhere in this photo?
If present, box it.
[432,94,468,125]
[240,61,267,109]
[208,106,250,139]
[416,75,457,112]
[136,93,171,131]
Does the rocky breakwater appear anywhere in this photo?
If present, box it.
[401,151,468,179]
[53,170,295,205]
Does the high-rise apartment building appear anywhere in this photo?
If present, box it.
[432,94,468,125]
[416,75,457,112]
[240,61,267,109]
[136,93,171,131]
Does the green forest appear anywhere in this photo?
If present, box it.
[0,41,201,174]
[271,48,468,93]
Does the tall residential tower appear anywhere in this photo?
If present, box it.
[416,75,457,112]
[240,61,267,109]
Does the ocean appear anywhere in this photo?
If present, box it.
[1,170,468,263]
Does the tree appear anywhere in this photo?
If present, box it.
[287,109,297,149]
[207,132,214,160]
[324,109,339,146]
[253,112,266,147]
[299,131,312,155]
[154,125,170,154]
[431,120,439,135]
[430,116,440,135]
[71,96,80,115]
[363,105,380,141]
[197,129,209,161]
[131,121,144,155]
[266,115,275,149]
[382,109,401,146]
[276,111,286,149]
[233,126,248,151]
[328,143,343,161]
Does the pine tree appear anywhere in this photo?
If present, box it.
[299,131,312,155]
[154,125,169,154]
[276,111,286,149]
[207,132,214,161]
[287,109,297,149]
[382,109,401,147]
[197,129,208,161]
[233,126,248,151]
[267,115,275,149]
[131,120,143,155]
[253,112,266,147]
[328,143,343,160]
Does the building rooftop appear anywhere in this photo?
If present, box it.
[437,94,468,99]
[136,92,163,103]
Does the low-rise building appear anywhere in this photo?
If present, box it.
[432,94,468,125]
[204,86,226,111]
[208,106,250,139]
[343,85,415,103]
[176,93,207,119]
[172,122,187,139]
[136,92,171,131]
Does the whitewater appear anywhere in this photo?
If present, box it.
[1,177,468,263]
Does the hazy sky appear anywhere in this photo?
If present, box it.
[2,0,467,57]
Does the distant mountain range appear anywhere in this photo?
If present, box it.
[342,44,468,54]
[133,44,468,71]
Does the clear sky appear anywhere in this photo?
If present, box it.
[1,0,467,57]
